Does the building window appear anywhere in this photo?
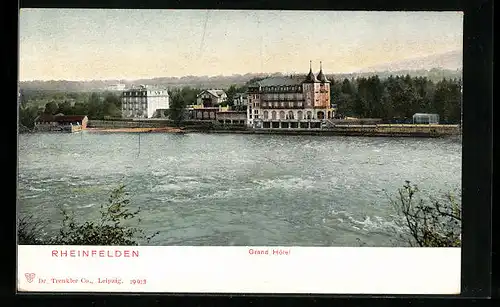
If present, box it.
[297,111,303,120]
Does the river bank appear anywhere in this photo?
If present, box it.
[86,127,185,133]
[185,125,460,138]
[84,120,460,137]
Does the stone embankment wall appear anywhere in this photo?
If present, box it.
[89,120,460,137]
[204,125,460,137]
[88,120,167,128]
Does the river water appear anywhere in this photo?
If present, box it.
[17,132,462,246]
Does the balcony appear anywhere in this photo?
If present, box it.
[260,105,305,109]
[262,98,304,102]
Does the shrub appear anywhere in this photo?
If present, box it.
[18,184,159,246]
[387,181,461,247]
[18,214,52,245]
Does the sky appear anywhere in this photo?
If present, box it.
[19,9,463,81]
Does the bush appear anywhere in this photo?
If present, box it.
[387,181,461,247]
[18,215,52,245]
[18,184,159,246]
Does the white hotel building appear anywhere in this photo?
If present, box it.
[121,85,170,118]
[246,62,336,129]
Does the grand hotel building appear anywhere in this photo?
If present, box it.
[247,62,336,129]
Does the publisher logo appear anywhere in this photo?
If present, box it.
[25,273,36,283]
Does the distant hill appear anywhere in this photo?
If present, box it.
[359,50,462,73]
[19,68,462,93]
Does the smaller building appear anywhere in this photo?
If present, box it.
[187,106,229,121]
[34,114,88,132]
[216,111,247,125]
[232,93,248,107]
[196,89,227,107]
[413,113,440,124]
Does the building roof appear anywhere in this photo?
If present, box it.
[190,107,220,110]
[198,89,227,98]
[316,62,330,83]
[125,84,168,91]
[413,113,439,116]
[251,77,304,87]
[304,68,320,83]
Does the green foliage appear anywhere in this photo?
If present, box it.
[387,181,461,247]
[18,185,159,246]
[332,76,462,123]
[18,215,51,245]
[44,101,59,115]
[166,89,188,127]
[225,84,248,107]
[18,105,41,130]
[166,86,203,126]
[179,86,200,105]
[56,100,74,115]
[19,90,122,121]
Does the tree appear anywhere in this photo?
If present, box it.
[335,78,356,117]
[43,101,59,114]
[73,102,88,115]
[179,86,200,106]
[166,89,187,127]
[386,181,461,247]
[19,106,40,129]
[18,185,159,246]
[103,92,122,118]
[226,84,238,106]
[87,92,104,119]
[57,100,73,115]
[441,80,461,124]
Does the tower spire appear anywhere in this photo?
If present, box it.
[304,60,319,83]
[317,61,330,83]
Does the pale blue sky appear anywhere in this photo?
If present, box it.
[19,9,463,81]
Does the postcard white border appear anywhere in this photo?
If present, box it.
[17,246,461,294]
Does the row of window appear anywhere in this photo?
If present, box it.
[123,91,166,96]
[261,86,302,92]
[123,105,147,110]
[122,98,147,102]
[123,91,146,96]
[260,110,331,120]
[261,101,306,108]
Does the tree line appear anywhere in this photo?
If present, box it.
[19,91,122,129]
[331,75,462,124]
